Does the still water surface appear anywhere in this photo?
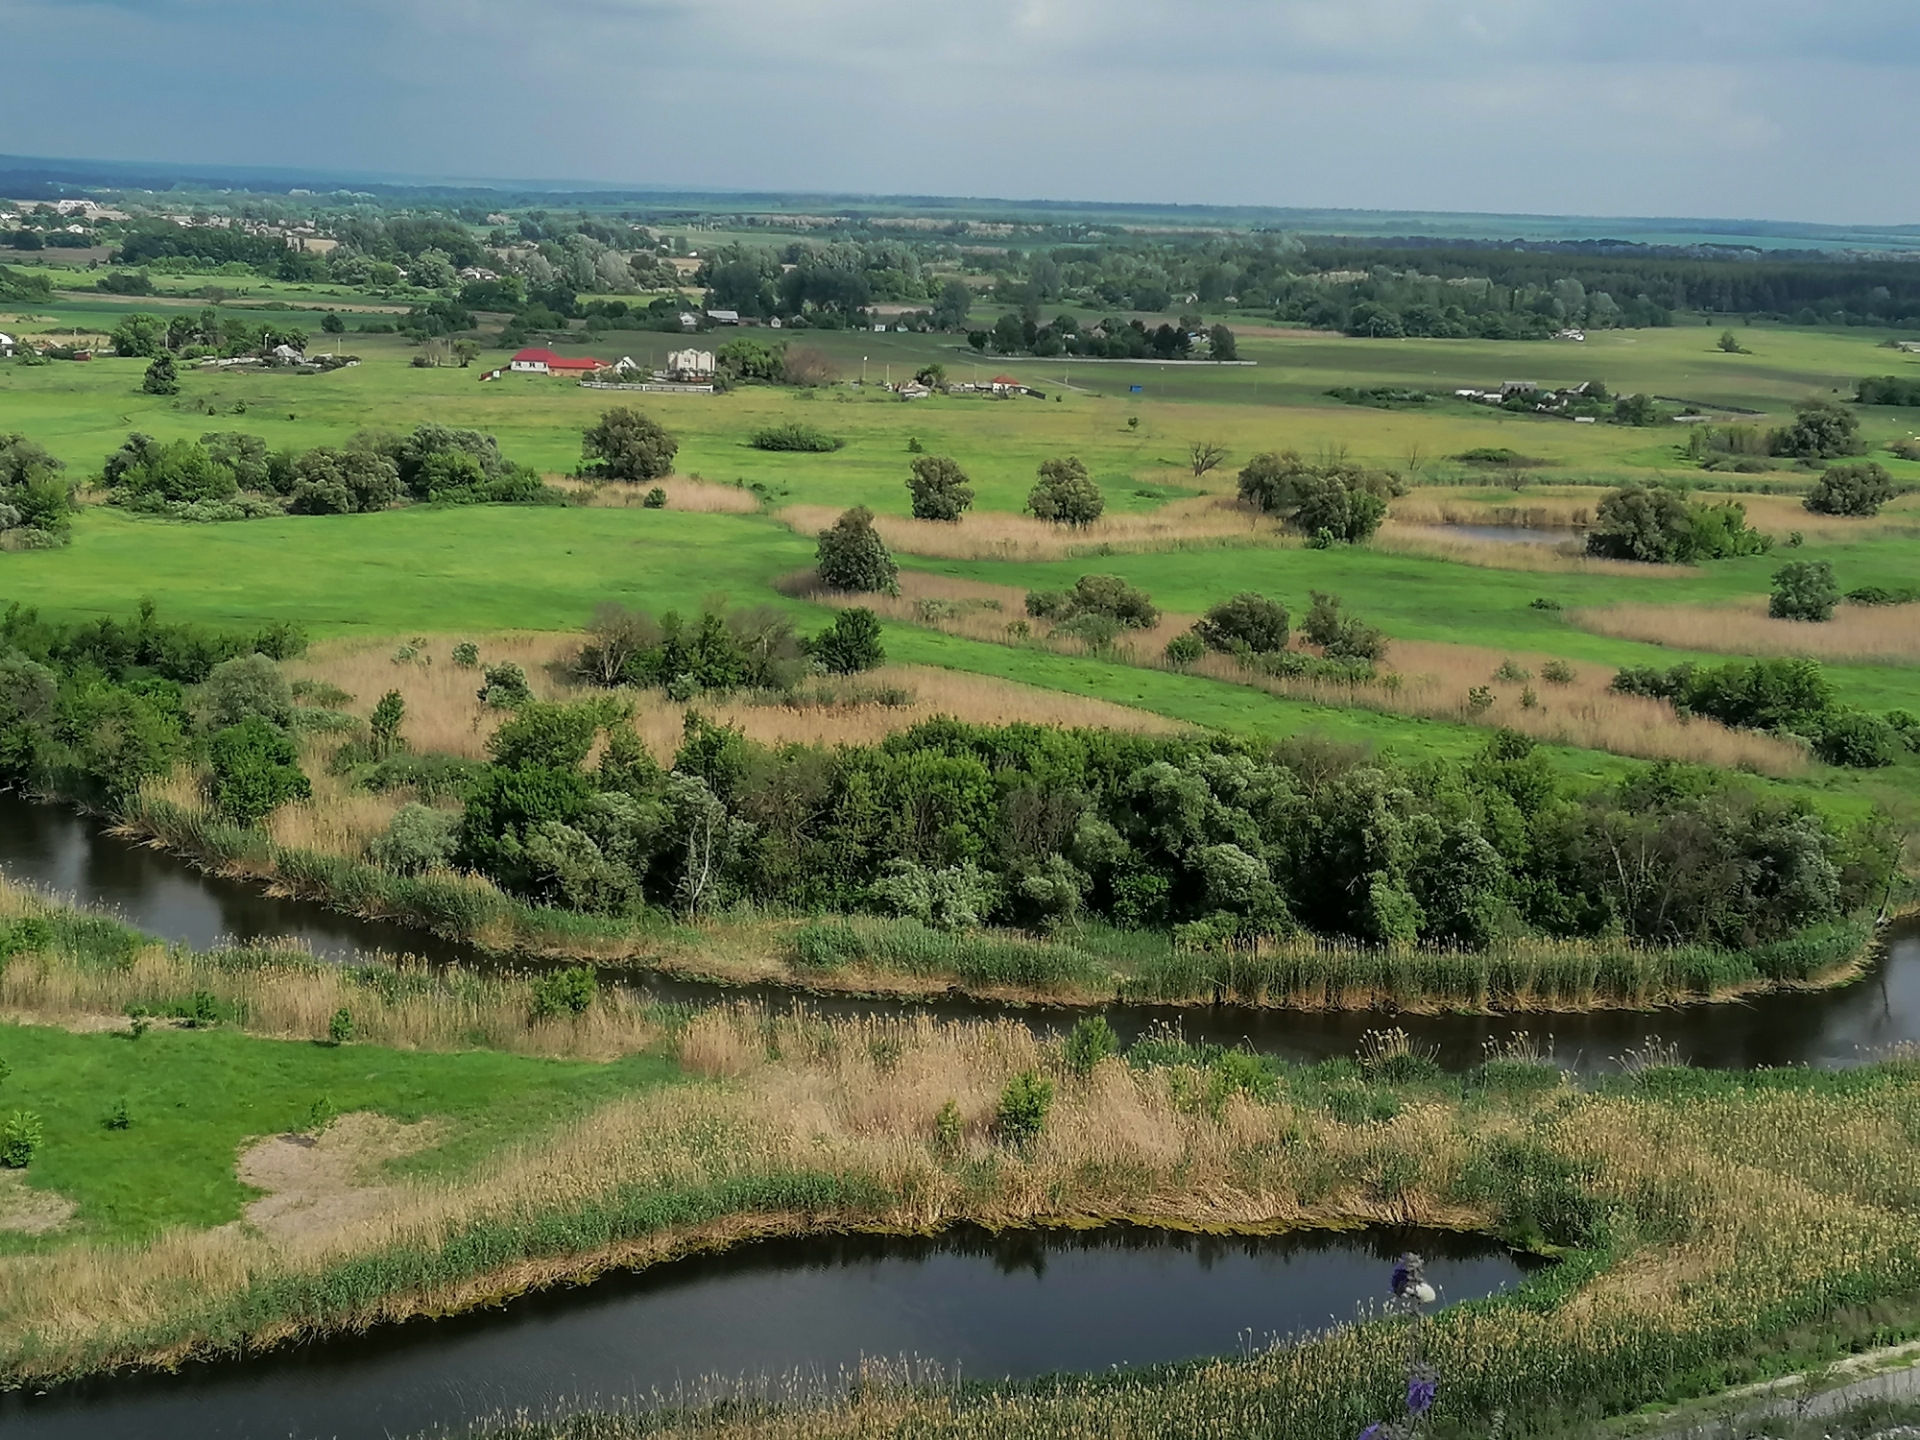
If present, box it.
[0,1226,1533,1440]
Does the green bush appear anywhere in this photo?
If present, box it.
[328,1008,354,1045]
[1541,659,1576,685]
[1026,456,1104,527]
[815,507,898,594]
[750,423,843,453]
[1025,574,1157,629]
[1302,591,1387,661]
[1063,1015,1118,1076]
[1164,631,1204,666]
[207,716,311,825]
[995,1070,1053,1146]
[478,662,533,709]
[529,965,598,1020]
[0,1110,43,1168]
[1804,461,1896,517]
[1196,592,1289,654]
[906,455,974,521]
[581,407,677,481]
[809,608,886,675]
[1770,560,1841,622]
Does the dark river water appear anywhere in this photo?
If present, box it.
[0,1226,1532,1440]
[3,793,1915,1074]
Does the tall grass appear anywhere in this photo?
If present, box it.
[1574,596,1920,665]
[777,496,1278,562]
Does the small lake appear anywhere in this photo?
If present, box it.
[1421,524,1580,547]
[4,794,1917,1074]
[0,1226,1533,1440]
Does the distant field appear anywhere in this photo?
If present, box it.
[3,305,1918,832]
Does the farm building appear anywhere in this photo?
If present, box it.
[509,348,605,375]
[665,349,716,381]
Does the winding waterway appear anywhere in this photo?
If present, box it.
[0,1226,1534,1440]
[4,793,1915,1073]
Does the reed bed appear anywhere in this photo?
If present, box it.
[1573,596,1920,665]
[1387,491,1596,529]
[549,476,764,513]
[1373,520,1696,576]
[777,496,1278,562]
[8,982,1920,1440]
[0,879,659,1059]
[1186,636,1809,775]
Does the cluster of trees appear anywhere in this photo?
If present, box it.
[1236,452,1403,544]
[1857,375,1920,407]
[0,434,76,546]
[1804,462,1897,517]
[696,241,953,323]
[1610,656,1917,768]
[110,308,309,362]
[96,424,559,521]
[967,313,1238,361]
[574,602,886,698]
[0,604,307,812]
[1585,486,1772,563]
[713,338,838,387]
[580,408,678,483]
[439,706,1895,954]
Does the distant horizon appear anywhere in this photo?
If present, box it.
[4,1,1916,227]
[3,151,1917,244]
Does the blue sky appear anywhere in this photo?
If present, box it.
[2,0,1915,223]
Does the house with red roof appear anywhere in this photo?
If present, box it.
[509,347,605,375]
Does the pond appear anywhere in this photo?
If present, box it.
[4,794,1917,1074]
[0,1225,1535,1440]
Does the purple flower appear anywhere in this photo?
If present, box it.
[1390,1258,1410,1295]
[1357,1426,1383,1440]
[1406,1375,1438,1416]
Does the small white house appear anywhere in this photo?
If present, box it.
[269,343,306,365]
[665,348,716,380]
[678,312,700,330]
[0,332,14,356]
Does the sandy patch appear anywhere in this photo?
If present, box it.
[239,1112,443,1245]
[0,1171,75,1235]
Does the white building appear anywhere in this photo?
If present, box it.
[665,348,716,380]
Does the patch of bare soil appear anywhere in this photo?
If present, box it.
[0,1171,75,1235]
[238,1112,443,1245]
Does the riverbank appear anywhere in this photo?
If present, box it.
[3,888,1920,1440]
[97,792,1895,1017]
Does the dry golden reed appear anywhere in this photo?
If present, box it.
[778,496,1280,561]
[1573,597,1920,665]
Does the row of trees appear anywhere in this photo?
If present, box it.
[967,314,1238,361]
[444,702,1896,953]
[96,424,559,520]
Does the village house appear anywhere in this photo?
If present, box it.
[665,348,716,382]
[509,347,605,375]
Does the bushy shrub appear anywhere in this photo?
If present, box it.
[906,455,974,521]
[1026,456,1103,526]
[1236,451,1397,541]
[1196,592,1289,654]
[1804,462,1896,517]
[529,965,598,1019]
[751,422,843,453]
[1164,631,1204,666]
[207,716,311,825]
[995,1070,1053,1146]
[1814,711,1897,768]
[0,1111,43,1168]
[870,860,999,931]
[1063,1015,1117,1075]
[370,803,460,874]
[1024,574,1158,629]
[1770,560,1841,622]
[1770,399,1864,460]
[815,507,898,593]
[478,662,533,709]
[810,608,886,675]
[1586,485,1770,563]
[327,1008,354,1045]
[581,407,677,481]
[1302,592,1387,662]
[201,653,293,728]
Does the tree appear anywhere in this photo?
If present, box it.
[1189,439,1228,477]
[1717,330,1747,354]
[1208,324,1238,361]
[207,716,311,825]
[1770,399,1864,460]
[369,689,407,758]
[906,455,974,521]
[1302,591,1387,661]
[111,312,165,358]
[288,447,400,514]
[1612,393,1664,426]
[815,506,898,593]
[141,353,179,396]
[1585,484,1696,563]
[1804,461,1895,517]
[931,278,974,330]
[1025,574,1158,629]
[1196,593,1289,653]
[202,653,292,728]
[581,407,677,482]
[1770,560,1841,622]
[810,607,886,674]
[321,312,345,334]
[1027,456,1104,527]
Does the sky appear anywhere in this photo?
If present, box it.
[2,0,1916,225]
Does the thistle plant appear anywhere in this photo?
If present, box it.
[1357,1253,1439,1440]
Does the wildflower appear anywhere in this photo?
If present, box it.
[1357,1425,1383,1440]
[1407,1371,1438,1416]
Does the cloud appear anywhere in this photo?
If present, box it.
[0,0,1914,223]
